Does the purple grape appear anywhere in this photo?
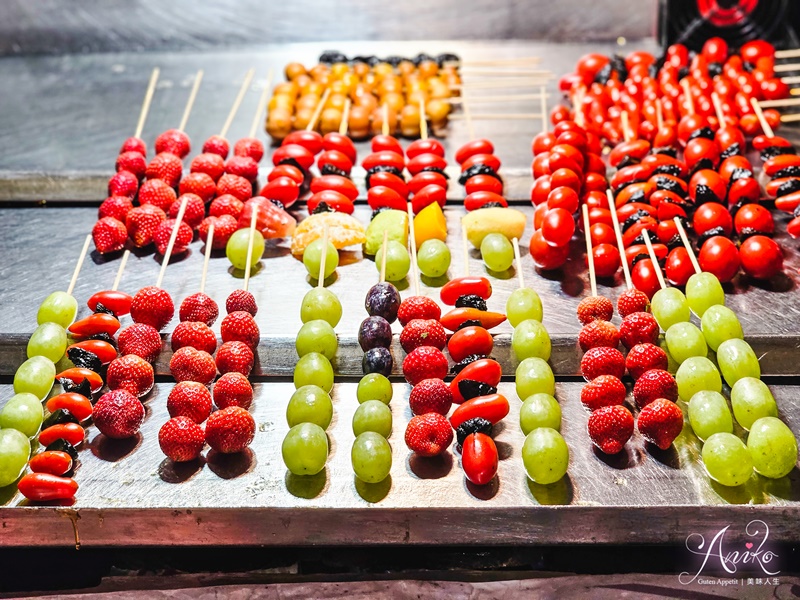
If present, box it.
[358,316,392,351]
[362,347,393,376]
[365,282,400,323]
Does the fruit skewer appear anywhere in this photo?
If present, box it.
[202,68,255,158]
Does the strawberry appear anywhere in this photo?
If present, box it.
[120,136,146,156]
[115,151,146,180]
[633,369,678,409]
[138,178,177,212]
[126,204,167,247]
[400,319,447,353]
[617,288,650,317]
[619,312,659,349]
[170,346,217,384]
[153,218,193,256]
[213,372,253,409]
[215,341,255,376]
[92,217,127,254]
[397,296,442,326]
[216,173,253,202]
[169,194,206,229]
[404,413,453,457]
[106,354,155,398]
[209,194,245,219]
[199,215,237,249]
[225,155,259,182]
[146,152,183,187]
[403,346,449,385]
[98,196,133,222]
[226,289,258,316]
[179,292,219,325]
[92,389,145,439]
[171,321,217,355]
[577,295,614,325]
[220,311,260,349]
[167,381,212,423]
[108,170,139,199]
[203,135,230,158]
[205,406,255,453]
[625,343,668,379]
[637,398,684,450]
[580,375,626,411]
[117,323,163,363]
[588,405,634,454]
[130,286,175,331]
[154,129,191,158]
[159,416,205,462]
[179,172,216,204]
[578,320,620,351]
[409,378,452,416]
[191,153,226,182]
[234,137,265,162]
[580,346,625,381]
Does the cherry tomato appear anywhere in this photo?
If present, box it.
[689,169,727,204]
[547,187,579,213]
[764,154,800,177]
[310,175,358,201]
[268,164,304,185]
[665,247,694,286]
[541,208,575,247]
[371,134,404,156]
[408,153,447,176]
[461,433,498,486]
[715,126,745,152]
[362,150,405,173]
[272,144,314,171]
[440,308,507,333]
[530,229,569,270]
[317,149,353,175]
[727,177,760,206]
[307,189,354,214]
[677,114,709,146]
[461,153,501,174]
[693,203,733,237]
[718,155,753,181]
[39,423,85,447]
[67,313,121,337]
[684,137,720,170]
[408,171,448,194]
[631,258,662,299]
[450,394,510,429]
[761,78,790,101]
[411,184,446,214]
[465,174,503,195]
[28,451,73,476]
[457,139,495,164]
[322,132,357,163]
[464,191,507,212]
[698,236,740,283]
[657,219,679,244]
[45,393,93,421]
[654,124,678,148]
[531,132,557,156]
[87,290,132,316]
[55,368,104,392]
[66,340,117,365]
[550,168,582,194]
[734,204,774,235]
[450,359,503,404]
[367,186,406,211]
[577,53,611,82]
[592,243,621,278]
[17,473,78,502]
[609,140,651,168]
[368,171,408,198]
[260,176,300,205]
[702,37,728,64]
[739,236,782,280]
[740,40,775,65]
[440,276,492,305]
[282,131,323,155]
[530,175,552,206]
[787,215,800,239]
[550,105,571,125]
[406,138,445,159]
[447,326,494,363]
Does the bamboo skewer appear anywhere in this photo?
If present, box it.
[305,88,331,131]
[156,197,188,289]
[673,218,702,275]
[750,98,775,138]
[642,230,667,291]
[134,68,160,139]
[199,224,214,294]
[249,70,274,139]
[219,69,255,138]
[111,250,131,292]
[581,204,597,298]
[67,235,92,296]
[242,208,259,292]
[178,70,204,132]
[606,189,632,290]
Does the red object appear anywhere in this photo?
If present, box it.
[368,172,408,199]
[397,296,442,326]
[739,235,783,279]
[322,132,357,163]
[588,405,634,455]
[220,311,260,350]
[362,150,405,172]
[581,375,626,411]
[130,286,174,331]
[169,347,217,385]
[456,139,494,164]
[402,346,449,385]
[226,289,258,317]
[619,312,659,349]
[28,451,73,476]
[167,381,212,423]
[260,177,300,206]
[592,244,621,278]
[399,319,447,353]
[580,346,625,381]
[447,326,494,363]
[698,236,740,282]
[530,229,570,270]
[576,295,614,325]
[625,343,668,380]
[371,134,404,156]
[191,153,226,182]
[45,393,93,422]
[171,321,217,355]
[408,379,453,416]
[631,259,663,299]
[367,186,406,211]
[66,340,117,365]
[146,152,182,188]
[633,369,678,409]
[465,174,503,196]
[318,149,354,175]
[310,175,359,201]
[461,433,498,485]
[106,354,154,397]
[213,372,254,410]
[450,359,503,404]
[637,398,684,450]
[215,341,255,376]
[117,323,163,363]
[734,204,773,235]
[205,406,255,454]
[405,413,453,457]
[450,394,510,429]
[578,320,620,351]
[407,153,447,176]
[17,473,78,502]
[55,368,103,393]
[155,129,191,158]
[126,204,167,248]
[408,171,448,194]
[180,292,220,325]
[92,389,145,439]
[272,144,315,171]
[665,247,695,287]
[153,219,193,256]
[440,276,492,305]
[92,217,127,254]
[308,190,354,214]
[412,185,447,214]
[39,423,85,447]
[617,289,649,317]
[282,131,323,155]
[464,191,507,211]
[159,416,205,462]
[440,308,506,332]
[87,290,133,316]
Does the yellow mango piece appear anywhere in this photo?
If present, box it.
[291,212,366,255]
[462,207,526,248]
[413,201,447,249]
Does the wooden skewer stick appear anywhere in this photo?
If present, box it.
[655,98,663,131]
[448,56,542,66]
[462,225,470,277]
[178,70,204,132]
[775,49,800,59]
[780,75,800,84]
[339,98,351,136]
[711,92,726,126]
[780,113,800,122]
[305,88,331,132]
[219,69,255,139]
[242,208,259,292]
[680,78,695,115]
[757,97,800,108]
[750,98,775,138]
[581,204,597,298]
[406,203,421,296]
[419,98,428,141]
[606,189,632,289]
[512,237,524,289]
[774,62,800,73]
[620,111,633,143]
[156,197,188,289]
[318,225,329,288]
[456,68,552,76]
[673,217,701,275]
[381,103,390,137]
[67,234,92,296]
[449,79,551,91]
[134,67,160,139]
[540,85,548,133]
[448,93,546,104]
[111,250,130,292]
[249,69,274,139]
[200,224,214,294]
[642,229,666,291]
[379,230,389,284]
[449,112,544,120]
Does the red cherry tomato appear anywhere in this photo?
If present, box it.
[66,340,117,365]
[727,177,760,207]
[740,40,775,64]
[464,191,507,212]
[67,313,121,337]
[28,451,73,476]
[665,247,694,286]
[310,175,358,201]
[698,236,740,283]
[450,359,503,404]
[531,132,557,156]
[550,105,571,125]
[465,174,503,195]
[677,114,709,146]
[408,171,448,194]
[371,134,403,155]
[408,153,447,176]
[456,139,494,164]
[406,138,444,159]
[541,208,575,247]
[702,37,728,64]
[272,144,315,171]
[317,150,353,175]
[17,473,78,502]
[447,326,494,363]
[411,184,446,214]
[550,168,582,194]
[547,187,579,213]
[440,308,506,333]
[631,258,662,299]
[461,433,498,486]
[684,137,720,171]
[450,394,510,429]
[588,222,616,246]
[368,171,408,199]
[55,368,104,393]
[734,204,774,235]
[45,393,93,422]
[260,176,300,205]
[592,243,621,278]
[322,132,357,163]
[693,203,733,237]
[282,131,323,155]
[367,186,406,211]
[530,229,569,270]
[87,290,132,316]
[307,190,354,214]
[268,164,304,185]
[39,423,86,448]
[362,151,405,173]
[461,153,501,174]
[739,236,782,279]
[440,276,492,305]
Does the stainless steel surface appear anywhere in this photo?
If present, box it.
[1,381,799,546]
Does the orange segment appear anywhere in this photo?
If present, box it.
[414,201,447,249]
[291,212,366,255]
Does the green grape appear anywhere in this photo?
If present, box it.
[686,272,725,317]
[226,228,265,271]
[286,385,333,429]
[357,373,393,405]
[651,287,690,331]
[293,352,334,392]
[519,393,561,435]
[506,288,543,327]
[480,233,514,272]
[675,356,721,401]
[730,377,777,431]
[0,393,43,438]
[516,357,555,399]
[417,239,450,278]
[511,319,551,361]
[282,422,328,476]
[687,390,733,442]
[747,417,798,479]
[702,432,753,487]
[303,239,339,281]
[716,338,760,387]
[300,288,342,327]
[351,431,392,483]
[0,429,30,487]
[13,356,56,400]
[375,240,410,282]
[522,427,569,485]
[700,305,743,352]
[665,322,707,364]
[352,400,392,438]
[27,322,68,363]
[37,291,77,328]
[295,320,338,360]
